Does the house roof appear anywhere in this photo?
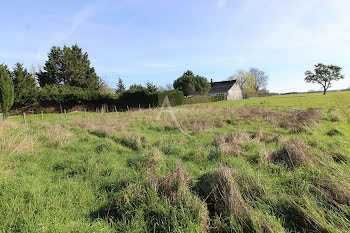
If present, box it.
[208,80,237,94]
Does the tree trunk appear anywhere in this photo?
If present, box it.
[323,88,326,95]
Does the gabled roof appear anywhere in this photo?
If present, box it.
[208,80,237,94]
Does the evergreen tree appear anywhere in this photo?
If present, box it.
[12,62,38,106]
[37,44,101,90]
[116,77,126,94]
[145,81,157,93]
[173,70,210,96]
[0,64,14,119]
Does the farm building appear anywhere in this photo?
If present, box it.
[208,79,243,100]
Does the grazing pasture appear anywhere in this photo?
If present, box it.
[0,92,349,232]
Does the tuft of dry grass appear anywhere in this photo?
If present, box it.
[70,117,131,138]
[0,121,36,155]
[157,162,210,228]
[0,161,16,178]
[309,178,350,205]
[278,108,322,132]
[119,133,145,150]
[251,130,285,144]
[46,124,72,146]
[197,164,251,225]
[270,138,314,169]
[158,162,189,199]
[142,148,164,185]
[214,132,251,156]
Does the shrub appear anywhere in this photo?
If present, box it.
[157,90,184,106]
[183,95,214,105]
[38,84,116,112]
[117,90,158,109]
[0,65,14,118]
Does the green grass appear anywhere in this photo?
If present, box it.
[0,92,350,232]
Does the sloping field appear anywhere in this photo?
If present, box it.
[0,92,349,232]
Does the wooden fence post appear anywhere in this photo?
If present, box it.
[64,109,67,119]
[127,105,129,111]
[41,111,44,120]
[23,112,26,125]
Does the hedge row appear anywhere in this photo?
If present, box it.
[38,85,115,110]
[183,95,225,105]
[14,86,185,113]
[118,90,184,109]
[157,90,184,106]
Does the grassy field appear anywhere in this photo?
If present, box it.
[0,92,350,232]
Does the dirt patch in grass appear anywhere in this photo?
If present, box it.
[270,138,314,169]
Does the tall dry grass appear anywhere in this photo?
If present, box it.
[0,121,36,155]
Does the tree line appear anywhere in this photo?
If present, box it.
[0,44,271,118]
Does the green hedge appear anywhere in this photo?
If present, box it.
[38,85,116,111]
[117,90,184,109]
[117,91,158,109]
[158,90,184,106]
[183,95,214,105]
[183,95,226,105]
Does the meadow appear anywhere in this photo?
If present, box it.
[0,92,349,232]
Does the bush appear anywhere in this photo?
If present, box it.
[158,90,184,106]
[117,90,184,109]
[183,95,214,105]
[117,90,158,109]
[38,85,116,112]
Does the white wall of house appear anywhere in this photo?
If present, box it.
[227,84,243,100]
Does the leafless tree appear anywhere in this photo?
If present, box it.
[249,68,269,93]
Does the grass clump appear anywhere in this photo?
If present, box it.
[214,132,251,157]
[46,124,72,146]
[92,163,209,232]
[326,128,343,136]
[196,164,252,231]
[0,121,35,155]
[270,138,315,169]
[116,133,146,150]
[278,108,322,132]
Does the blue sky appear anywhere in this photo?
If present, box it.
[1,0,350,93]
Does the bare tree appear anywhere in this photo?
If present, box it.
[228,70,257,98]
[158,83,174,91]
[249,68,268,93]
